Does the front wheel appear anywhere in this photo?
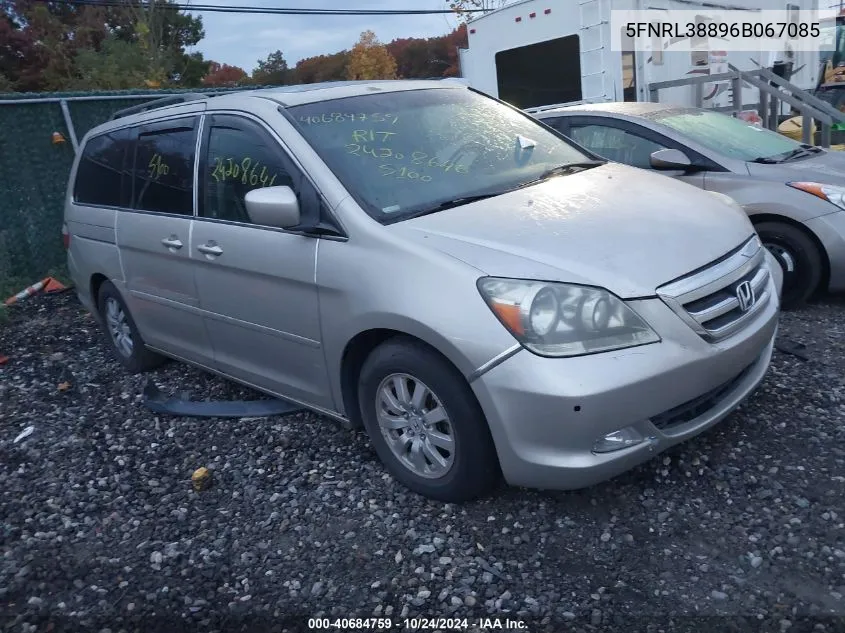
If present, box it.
[755,221,823,309]
[358,337,500,502]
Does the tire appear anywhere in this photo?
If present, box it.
[755,221,823,309]
[358,337,500,502]
[97,281,164,373]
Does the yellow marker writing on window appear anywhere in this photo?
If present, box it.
[211,156,278,187]
[148,153,170,180]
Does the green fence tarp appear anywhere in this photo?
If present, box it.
[0,86,247,292]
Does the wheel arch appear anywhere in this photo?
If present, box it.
[750,213,830,293]
[90,273,109,311]
[339,328,481,430]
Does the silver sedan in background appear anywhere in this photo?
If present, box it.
[533,103,845,308]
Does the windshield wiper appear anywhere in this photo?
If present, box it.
[397,192,506,221]
[752,144,823,164]
[537,160,606,181]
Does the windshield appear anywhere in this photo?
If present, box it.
[655,109,802,162]
[288,88,592,222]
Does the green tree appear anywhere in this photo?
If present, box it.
[251,50,289,86]
[176,51,213,88]
[346,30,397,81]
[0,0,206,92]
[118,0,206,86]
[73,36,150,90]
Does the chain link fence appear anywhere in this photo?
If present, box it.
[0,87,243,295]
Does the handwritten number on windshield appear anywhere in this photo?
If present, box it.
[346,144,405,160]
[299,113,399,125]
[411,151,469,174]
[380,165,432,181]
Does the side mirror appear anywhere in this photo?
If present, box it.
[650,148,693,170]
[244,186,301,229]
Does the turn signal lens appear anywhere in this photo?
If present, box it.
[592,427,645,454]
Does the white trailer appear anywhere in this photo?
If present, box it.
[458,0,821,112]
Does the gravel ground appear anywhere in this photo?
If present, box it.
[1,290,844,633]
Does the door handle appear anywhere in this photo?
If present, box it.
[197,243,223,257]
[161,236,183,250]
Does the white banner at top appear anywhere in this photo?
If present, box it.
[610,9,839,53]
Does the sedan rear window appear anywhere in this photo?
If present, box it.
[289,88,590,223]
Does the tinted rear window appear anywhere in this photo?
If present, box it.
[133,119,197,215]
[74,128,133,207]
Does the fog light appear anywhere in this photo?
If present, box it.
[592,426,645,453]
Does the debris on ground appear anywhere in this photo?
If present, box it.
[12,425,35,444]
[3,276,68,306]
[0,291,843,630]
[142,379,302,418]
[191,466,213,492]
[776,339,810,361]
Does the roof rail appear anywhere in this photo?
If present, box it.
[524,99,601,114]
[110,93,209,121]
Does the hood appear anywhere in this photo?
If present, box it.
[388,163,755,298]
[747,149,845,182]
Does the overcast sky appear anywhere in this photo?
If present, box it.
[188,0,465,73]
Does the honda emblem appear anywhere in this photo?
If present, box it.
[736,280,755,312]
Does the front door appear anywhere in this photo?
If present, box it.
[547,116,706,189]
[191,113,332,409]
[117,116,213,364]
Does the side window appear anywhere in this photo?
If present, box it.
[200,117,296,224]
[570,124,668,169]
[132,118,197,215]
[74,128,132,207]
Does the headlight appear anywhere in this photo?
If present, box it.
[477,278,660,358]
[787,182,845,211]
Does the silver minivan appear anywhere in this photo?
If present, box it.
[64,81,783,501]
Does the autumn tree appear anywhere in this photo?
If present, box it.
[0,0,208,92]
[289,51,350,84]
[437,23,468,77]
[387,25,467,79]
[346,30,398,81]
[387,37,434,79]
[202,62,248,87]
[251,50,289,86]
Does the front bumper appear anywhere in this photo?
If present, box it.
[471,277,779,491]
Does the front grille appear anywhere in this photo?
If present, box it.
[657,236,771,342]
[650,362,754,431]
